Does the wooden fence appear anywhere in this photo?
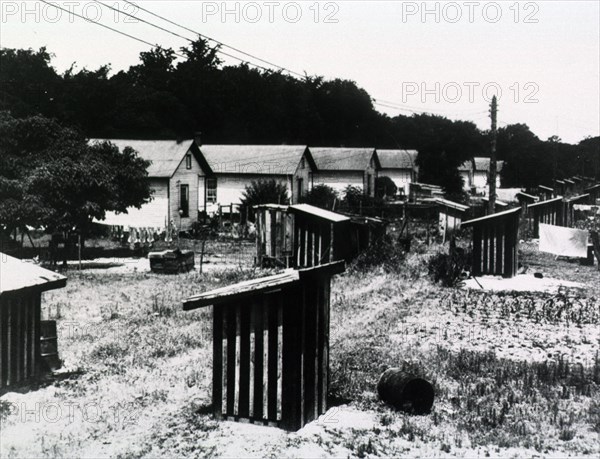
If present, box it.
[183,261,345,431]
[462,208,521,278]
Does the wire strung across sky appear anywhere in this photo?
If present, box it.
[121,0,306,78]
[41,0,494,121]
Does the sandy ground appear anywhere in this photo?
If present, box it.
[61,254,245,274]
[1,241,599,458]
[462,274,585,293]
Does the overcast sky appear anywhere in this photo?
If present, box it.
[2,0,599,143]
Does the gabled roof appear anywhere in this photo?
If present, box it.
[377,149,418,169]
[90,139,195,178]
[199,145,309,175]
[309,147,378,171]
[473,157,505,173]
[458,160,473,172]
[1,253,66,296]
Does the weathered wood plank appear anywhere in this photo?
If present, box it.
[267,297,278,421]
[238,305,251,418]
[212,306,223,417]
[251,300,263,420]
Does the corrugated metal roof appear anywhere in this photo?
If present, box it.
[309,147,376,171]
[0,253,67,296]
[89,139,194,177]
[200,145,308,175]
[377,149,418,169]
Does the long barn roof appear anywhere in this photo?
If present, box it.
[376,149,418,169]
[89,139,194,178]
[199,145,309,175]
[309,147,377,171]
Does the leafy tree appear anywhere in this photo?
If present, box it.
[0,47,61,118]
[375,176,397,198]
[1,45,598,189]
[0,112,151,255]
[302,184,338,210]
[240,179,289,221]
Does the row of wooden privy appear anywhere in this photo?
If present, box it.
[2,184,599,431]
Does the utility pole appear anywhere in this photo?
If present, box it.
[488,96,498,214]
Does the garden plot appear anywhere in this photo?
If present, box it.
[1,243,598,458]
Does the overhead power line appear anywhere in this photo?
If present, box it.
[120,0,306,78]
[92,0,280,73]
[43,0,498,124]
[38,0,187,59]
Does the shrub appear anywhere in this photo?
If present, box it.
[375,176,397,198]
[240,179,289,222]
[427,238,470,287]
[302,184,338,210]
[350,235,407,273]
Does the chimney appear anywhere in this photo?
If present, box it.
[194,131,202,146]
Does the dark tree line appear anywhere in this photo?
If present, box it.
[1,41,598,194]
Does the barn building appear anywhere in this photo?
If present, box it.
[472,157,504,194]
[309,148,380,197]
[197,145,314,210]
[459,160,474,192]
[376,149,419,196]
[459,157,505,194]
[90,139,205,230]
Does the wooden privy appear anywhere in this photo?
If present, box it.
[254,204,294,268]
[183,261,345,430]
[461,208,521,278]
[528,197,564,237]
[584,184,600,205]
[435,198,469,242]
[0,253,66,392]
[288,204,351,268]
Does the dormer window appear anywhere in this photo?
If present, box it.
[186,154,192,170]
[300,157,306,169]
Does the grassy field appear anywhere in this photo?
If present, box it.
[1,240,599,458]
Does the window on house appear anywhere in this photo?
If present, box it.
[366,174,372,196]
[206,177,217,203]
[300,157,305,169]
[179,184,189,218]
[186,154,192,170]
[297,178,304,199]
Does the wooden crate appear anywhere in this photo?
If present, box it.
[148,249,194,274]
[183,261,345,430]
